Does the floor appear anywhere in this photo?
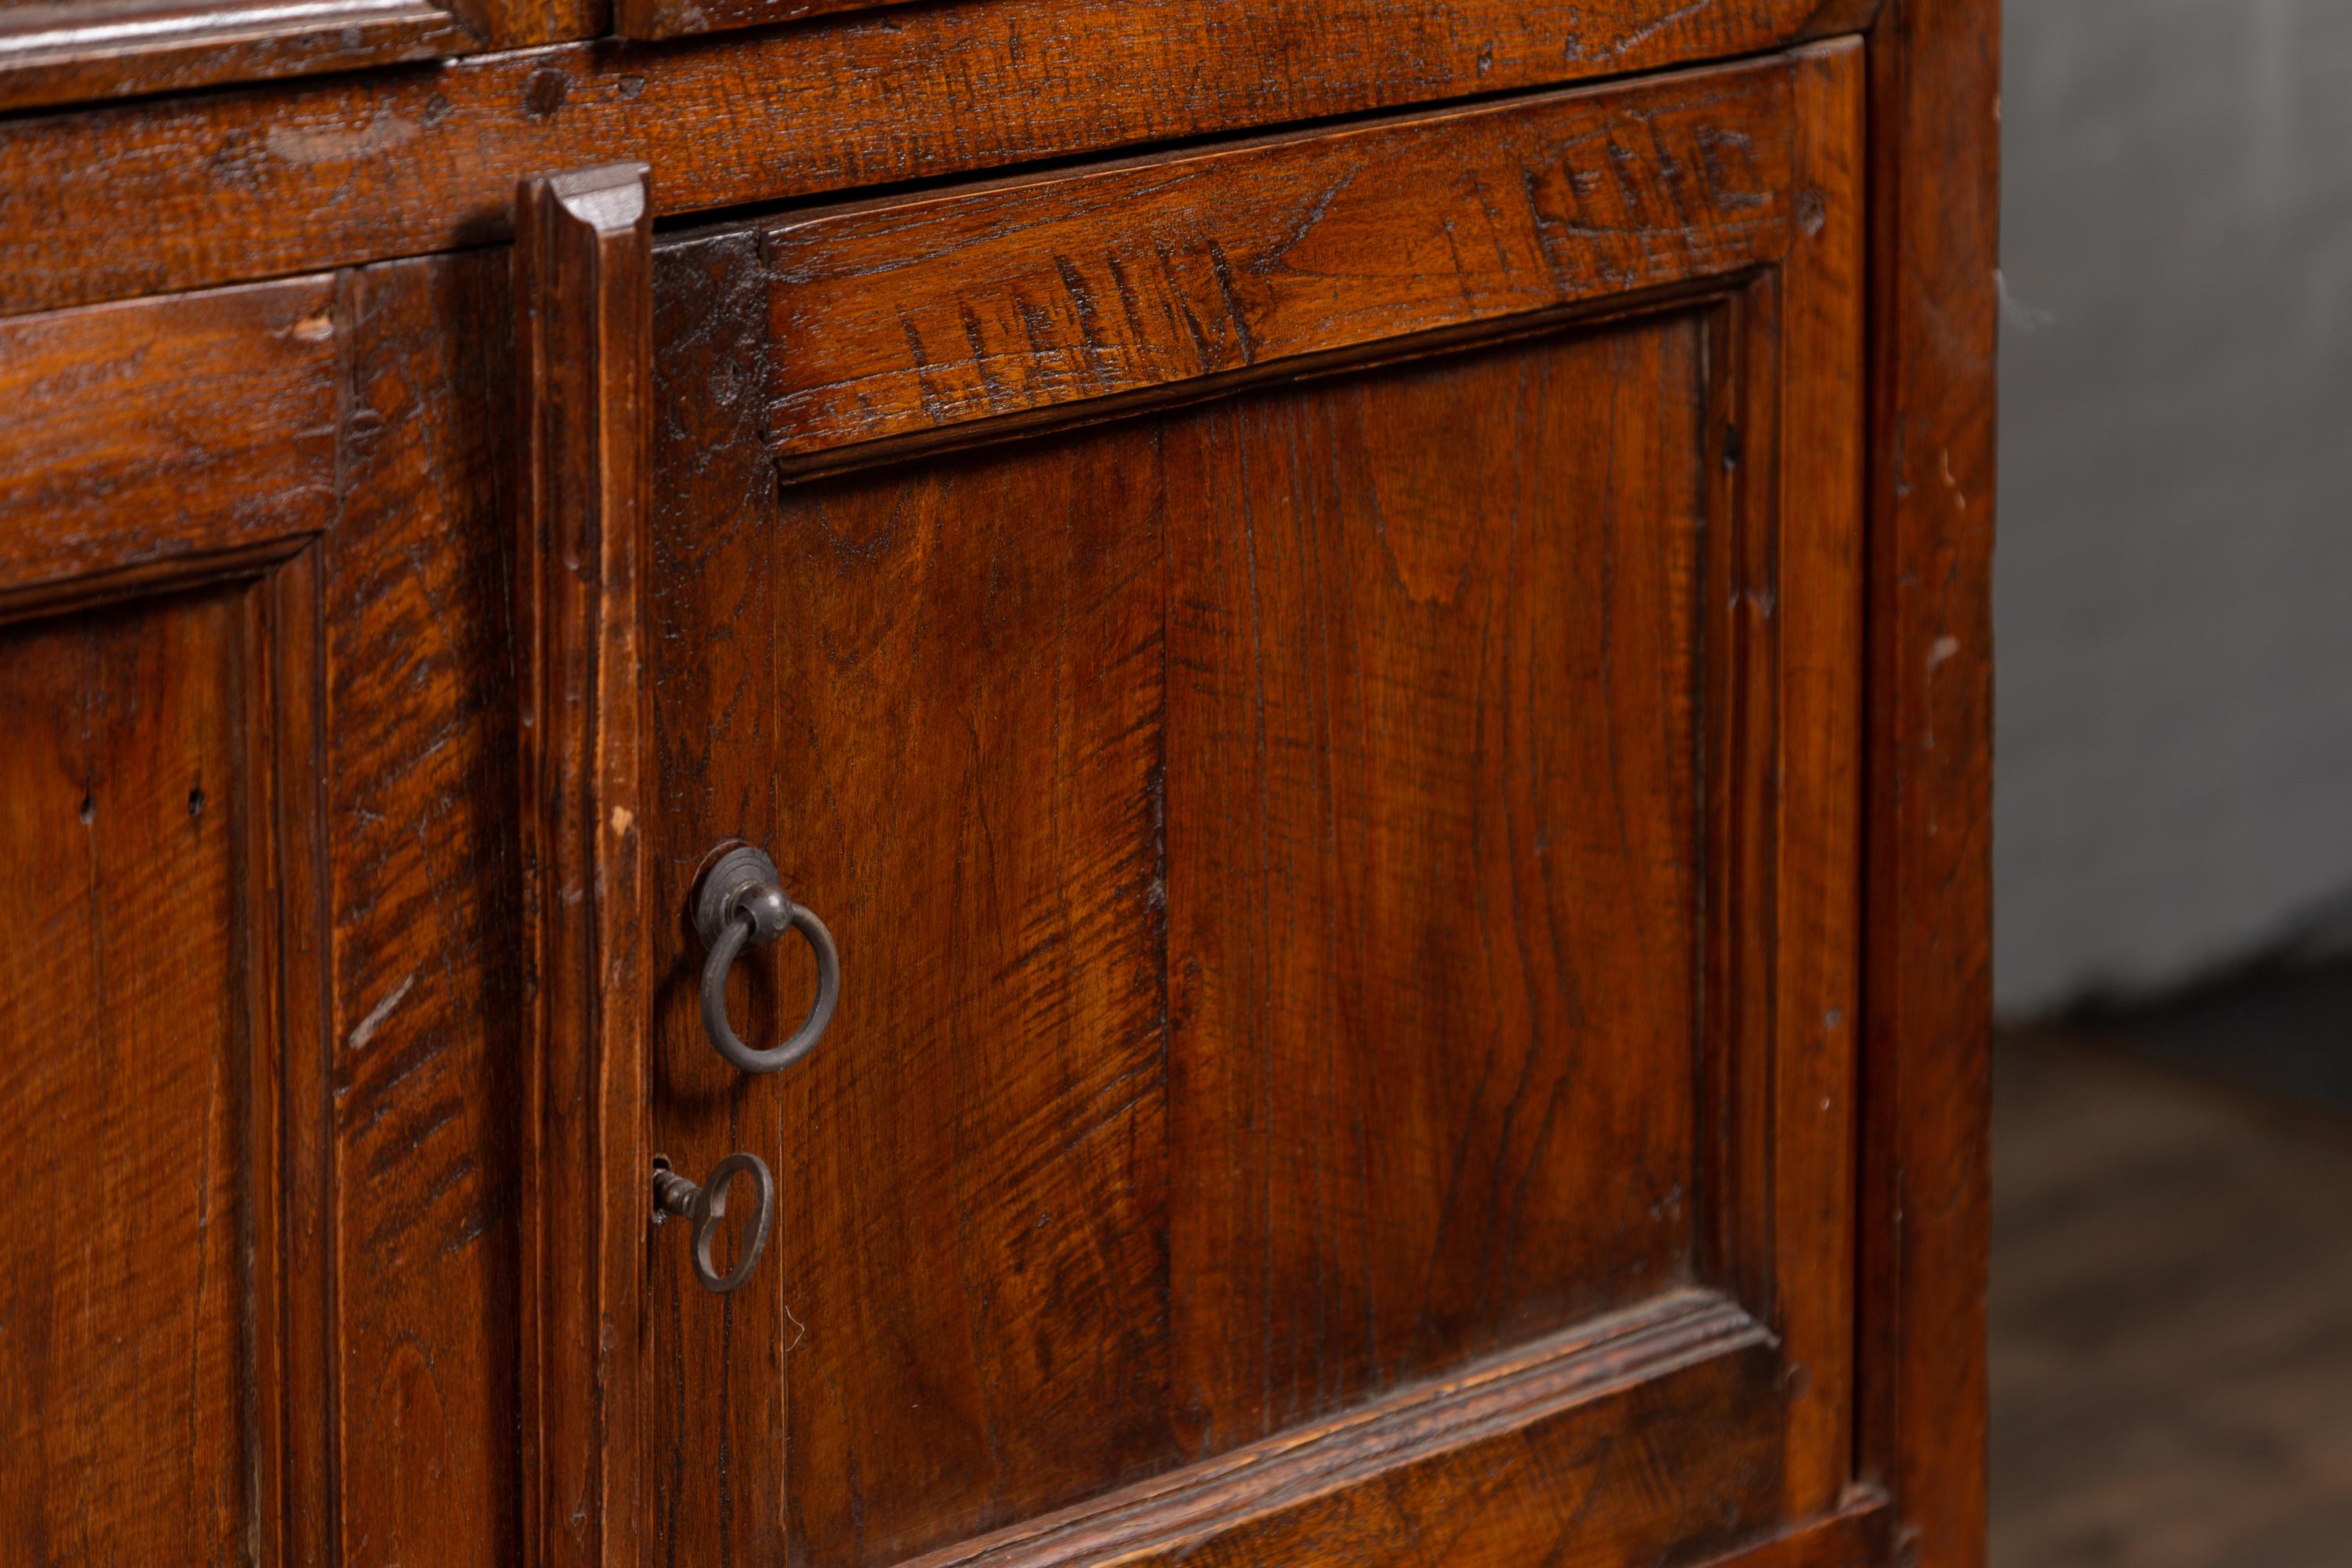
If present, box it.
[2077,958,2352,1112]
[1991,999,2352,1566]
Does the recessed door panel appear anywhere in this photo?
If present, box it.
[0,590,271,1563]
[750,318,1710,1563]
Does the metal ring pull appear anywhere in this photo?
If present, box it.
[653,1152,775,1295]
[694,844,840,1076]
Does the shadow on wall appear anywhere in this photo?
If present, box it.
[1994,0,2352,1017]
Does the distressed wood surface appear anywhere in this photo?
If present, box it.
[645,46,1866,1563]
[644,228,792,1568]
[0,4,1991,1562]
[0,0,1870,317]
[1691,1501,1891,1568]
[1769,38,1865,1520]
[513,162,655,1568]
[326,248,527,1567]
[616,0,921,43]
[1159,317,1708,1439]
[684,325,1772,1562]
[900,1293,1780,1568]
[760,58,1795,463]
[0,0,479,114]
[0,276,335,610]
[0,246,534,1566]
[1856,2,1998,1566]
[0,588,275,1565]
[456,0,595,51]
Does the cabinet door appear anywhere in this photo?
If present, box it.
[0,261,530,1568]
[646,42,1864,1568]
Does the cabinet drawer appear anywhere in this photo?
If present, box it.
[619,0,1865,67]
[0,0,1872,316]
[643,41,1863,1568]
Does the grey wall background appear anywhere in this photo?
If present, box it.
[1994,0,2352,1015]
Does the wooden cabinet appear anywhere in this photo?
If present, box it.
[0,3,1995,1566]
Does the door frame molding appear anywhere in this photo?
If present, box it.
[512,161,657,1568]
[1855,3,1998,1566]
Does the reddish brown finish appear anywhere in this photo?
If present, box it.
[459,0,595,50]
[0,5,1994,1566]
[746,317,1733,1563]
[0,590,277,1564]
[1855,2,1998,1567]
[0,0,1867,318]
[0,276,335,609]
[642,227,793,1568]
[1690,1501,1892,1568]
[0,0,477,114]
[759,60,1796,465]
[1773,39,1867,1519]
[513,162,655,1568]
[900,1292,1780,1568]
[619,0,1878,49]
[1159,320,1707,1447]
[0,0,1869,113]
[0,279,338,1568]
[0,247,535,1568]
[645,42,1865,1568]
[614,0,910,42]
[328,249,528,1566]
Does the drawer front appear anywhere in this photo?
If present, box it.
[647,43,1863,1568]
[1,0,1868,318]
[619,0,1861,62]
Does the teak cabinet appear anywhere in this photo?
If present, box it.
[0,3,1996,1566]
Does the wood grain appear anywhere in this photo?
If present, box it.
[1691,1501,1890,1568]
[513,162,655,1568]
[0,589,269,1565]
[637,45,1871,1568]
[644,229,792,1568]
[0,7,1984,1563]
[455,0,595,52]
[899,1292,1780,1568]
[1161,318,1707,1437]
[0,0,1865,317]
[326,249,527,1567]
[0,248,535,1566]
[615,0,920,43]
[1856,2,1999,1565]
[703,326,1755,1561]
[761,347,1181,1568]
[0,0,478,115]
[759,59,1795,463]
[0,275,336,606]
[1769,37,1864,1519]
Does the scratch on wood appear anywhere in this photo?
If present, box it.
[347,969,416,1051]
[263,110,417,165]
